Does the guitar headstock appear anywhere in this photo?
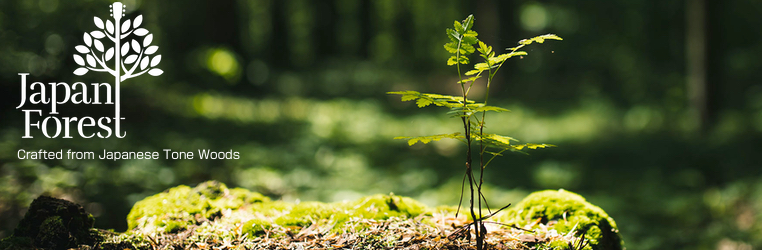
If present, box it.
[110,2,126,18]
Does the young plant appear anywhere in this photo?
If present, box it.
[388,15,561,250]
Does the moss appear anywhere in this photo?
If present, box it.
[499,189,623,250]
[97,231,152,250]
[544,238,593,250]
[3,196,97,249]
[348,194,427,219]
[125,182,623,249]
[547,238,571,250]
[0,236,34,250]
[238,193,428,236]
[128,182,428,236]
[273,201,332,227]
[38,216,67,247]
[242,218,273,236]
[126,180,269,233]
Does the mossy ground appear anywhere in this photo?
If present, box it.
[497,189,624,250]
[3,181,623,249]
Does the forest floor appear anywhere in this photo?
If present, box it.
[2,181,609,250]
[96,212,580,250]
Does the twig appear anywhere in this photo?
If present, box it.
[447,203,511,239]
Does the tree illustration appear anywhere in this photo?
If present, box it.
[72,2,162,137]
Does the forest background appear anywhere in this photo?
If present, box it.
[1,1,761,249]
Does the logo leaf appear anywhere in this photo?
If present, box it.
[91,31,105,39]
[105,47,114,61]
[73,54,85,66]
[140,56,150,70]
[150,55,161,67]
[75,45,89,54]
[131,39,140,53]
[86,54,96,67]
[121,42,130,56]
[143,34,153,47]
[73,67,89,76]
[148,68,163,76]
[94,39,104,52]
[144,46,158,55]
[124,55,138,64]
[134,28,148,36]
[94,17,104,29]
[133,15,143,28]
[121,19,131,33]
[106,20,114,34]
[83,33,92,47]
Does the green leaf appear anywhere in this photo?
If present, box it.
[388,91,474,109]
[457,75,482,84]
[401,95,417,102]
[447,56,458,65]
[463,31,479,45]
[444,42,460,54]
[477,41,492,59]
[465,69,481,76]
[387,90,421,103]
[462,15,475,31]
[387,90,418,95]
[447,55,469,65]
[416,98,433,108]
[447,29,460,42]
[512,143,556,150]
[483,133,518,146]
[444,42,475,55]
[395,133,463,146]
[493,51,526,63]
[517,34,563,46]
[449,103,509,117]
[461,43,476,54]
[454,21,463,33]
[470,62,497,76]
[474,105,509,113]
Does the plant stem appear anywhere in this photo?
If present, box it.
[455,36,482,250]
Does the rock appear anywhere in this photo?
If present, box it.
[499,189,624,250]
[1,196,97,250]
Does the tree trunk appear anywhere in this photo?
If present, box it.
[686,0,710,133]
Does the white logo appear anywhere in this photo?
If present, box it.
[73,2,162,136]
[16,2,162,138]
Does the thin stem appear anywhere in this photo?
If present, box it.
[455,170,467,218]
[455,34,481,250]
[484,149,509,168]
[457,40,467,99]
